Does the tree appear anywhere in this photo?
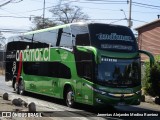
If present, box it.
[49,3,89,24]
[31,16,57,30]
[143,56,160,98]
[31,2,89,30]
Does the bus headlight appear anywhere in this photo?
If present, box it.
[108,93,134,97]
[96,98,103,103]
[135,90,141,95]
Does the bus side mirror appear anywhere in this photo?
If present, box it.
[138,50,155,67]
[75,46,101,64]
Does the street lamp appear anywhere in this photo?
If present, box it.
[120,9,127,25]
[120,9,132,28]
[120,9,127,20]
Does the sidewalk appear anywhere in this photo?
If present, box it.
[0,93,58,120]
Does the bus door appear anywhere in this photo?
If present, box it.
[81,61,94,105]
[74,50,94,105]
[75,62,94,104]
[48,62,59,97]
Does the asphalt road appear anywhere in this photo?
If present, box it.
[0,75,160,120]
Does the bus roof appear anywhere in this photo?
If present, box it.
[23,22,89,36]
[11,22,129,38]
[23,24,70,35]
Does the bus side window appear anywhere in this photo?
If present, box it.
[76,33,90,46]
[23,62,71,79]
[59,27,72,47]
[83,63,92,80]
[58,63,71,79]
[33,29,58,47]
[23,62,39,75]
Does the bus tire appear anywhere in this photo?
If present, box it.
[65,87,75,108]
[12,78,16,91]
[15,82,19,94]
[19,80,26,95]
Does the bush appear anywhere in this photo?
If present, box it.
[142,56,160,97]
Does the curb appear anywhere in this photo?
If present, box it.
[142,95,160,105]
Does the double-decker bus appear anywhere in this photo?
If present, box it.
[5,23,154,107]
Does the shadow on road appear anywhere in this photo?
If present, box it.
[22,91,160,113]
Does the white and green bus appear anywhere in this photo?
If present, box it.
[5,23,154,107]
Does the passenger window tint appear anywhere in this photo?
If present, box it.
[76,33,90,46]
[23,62,71,79]
[58,62,71,79]
[23,34,34,42]
[33,30,58,46]
[70,24,90,46]
[59,27,72,47]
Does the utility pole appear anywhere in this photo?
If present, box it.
[43,0,46,28]
[58,0,62,8]
[128,0,132,28]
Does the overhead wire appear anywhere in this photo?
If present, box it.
[73,1,127,5]
[132,2,160,8]
[29,0,55,4]
[133,4,160,11]
[0,15,127,21]
[0,28,29,33]
[1,1,159,19]
[0,0,74,16]
[0,0,13,7]
[0,0,159,31]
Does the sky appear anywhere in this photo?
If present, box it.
[0,0,160,39]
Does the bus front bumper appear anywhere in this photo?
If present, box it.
[93,91,141,107]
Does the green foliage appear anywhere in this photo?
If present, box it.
[31,16,57,30]
[143,55,160,97]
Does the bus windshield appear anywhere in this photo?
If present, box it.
[88,24,138,52]
[96,57,141,88]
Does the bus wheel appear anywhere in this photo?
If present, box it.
[13,81,16,91]
[12,78,16,91]
[14,82,19,94]
[65,88,75,108]
[19,80,26,95]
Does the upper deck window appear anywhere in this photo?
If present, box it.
[59,27,72,47]
[33,29,58,46]
[70,24,90,46]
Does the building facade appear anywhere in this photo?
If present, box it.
[135,19,160,61]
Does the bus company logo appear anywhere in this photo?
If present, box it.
[16,45,51,62]
[96,33,133,42]
[60,52,68,60]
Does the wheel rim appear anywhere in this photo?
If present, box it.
[14,82,19,93]
[66,91,74,106]
[19,81,24,94]
[14,82,17,90]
